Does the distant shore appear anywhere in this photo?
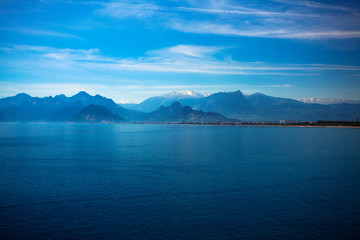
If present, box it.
[1,121,360,128]
[131,121,360,128]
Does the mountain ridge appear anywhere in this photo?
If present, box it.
[70,104,126,123]
[140,101,234,123]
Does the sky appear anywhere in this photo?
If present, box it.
[1,0,360,103]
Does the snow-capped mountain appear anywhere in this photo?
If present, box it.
[121,90,206,112]
[165,90,205,99]
[296,98,360,105]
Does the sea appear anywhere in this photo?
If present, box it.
[0,123,359,239]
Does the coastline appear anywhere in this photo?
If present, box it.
[131,122,360,129]
[1,121,359,128]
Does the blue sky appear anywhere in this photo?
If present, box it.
[1,0,360,103]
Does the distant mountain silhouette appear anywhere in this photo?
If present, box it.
[70,104,125,123]
[51,101,85,121]
[191,90,254,117]
[0,93,32,108]
[141,101,234,123]
[244,93,360,121]
[148,101,183,120]
[171,106,232,123]
[60,91,143,120]
[243,93,327,121]
[0,96,71,121]
[0,91,143,122]
[183,91,360,121]
[327,103,360,120]
[0,93,33,121]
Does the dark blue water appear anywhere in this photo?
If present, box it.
[0,124,359,239]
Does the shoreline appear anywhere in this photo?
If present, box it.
[1,121,359,128]
[131,122,360,129]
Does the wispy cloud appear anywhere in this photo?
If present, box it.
[95,0,360,40]
[97,1,308,18]
[272,0,359,15]
[170,21,360,39]
[96,2,159,19]
[0,27,81,39]
[1,44,360,77]
[147,45,225,58]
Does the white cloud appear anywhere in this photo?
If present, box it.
[147,44,224,58]
[96,0,311,19]
[96,1,161,19]
[0,27,81,39]
[1,44,360,77]
[42,48,101,61]
[170,20,360,40]
[170,21,287,38]
[272,0,359,14]
[95,0,360,40]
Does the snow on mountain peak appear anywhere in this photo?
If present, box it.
[168,90,203,98]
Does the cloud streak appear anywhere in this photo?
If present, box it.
[272,0,359,15]
[97,2,308,18]
[170,21,360,39]
[96,0,360,40]
[0,27,81,39]
[2,44,360,77]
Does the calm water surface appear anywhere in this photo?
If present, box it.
[0,124,359,239]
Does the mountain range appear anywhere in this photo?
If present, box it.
[0,91,143,122]
[185,91,360,121]
[1,90,359,123]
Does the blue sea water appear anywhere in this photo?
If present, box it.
[0,123,359,239]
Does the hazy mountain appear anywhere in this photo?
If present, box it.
[191,90,255,118]
[327,103,360,120]
[245,93,360,121]
[171,106,233,123]
[54,94,68,102]
[0,92,136,122]
[0,93,32,109]
[140,101,234,123]
[61,91,143,120]
[245,93,330,121]
[0,93,32,121]
[140,101,183,122]
[68,91,116,108]
[247,93,302,106]
[70,104,125,123]
[1,96,70,121]
[187,91,360,121]
[51,101,85,121]
[121,90,205,112]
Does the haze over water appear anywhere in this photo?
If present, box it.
[0,124,359,239]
